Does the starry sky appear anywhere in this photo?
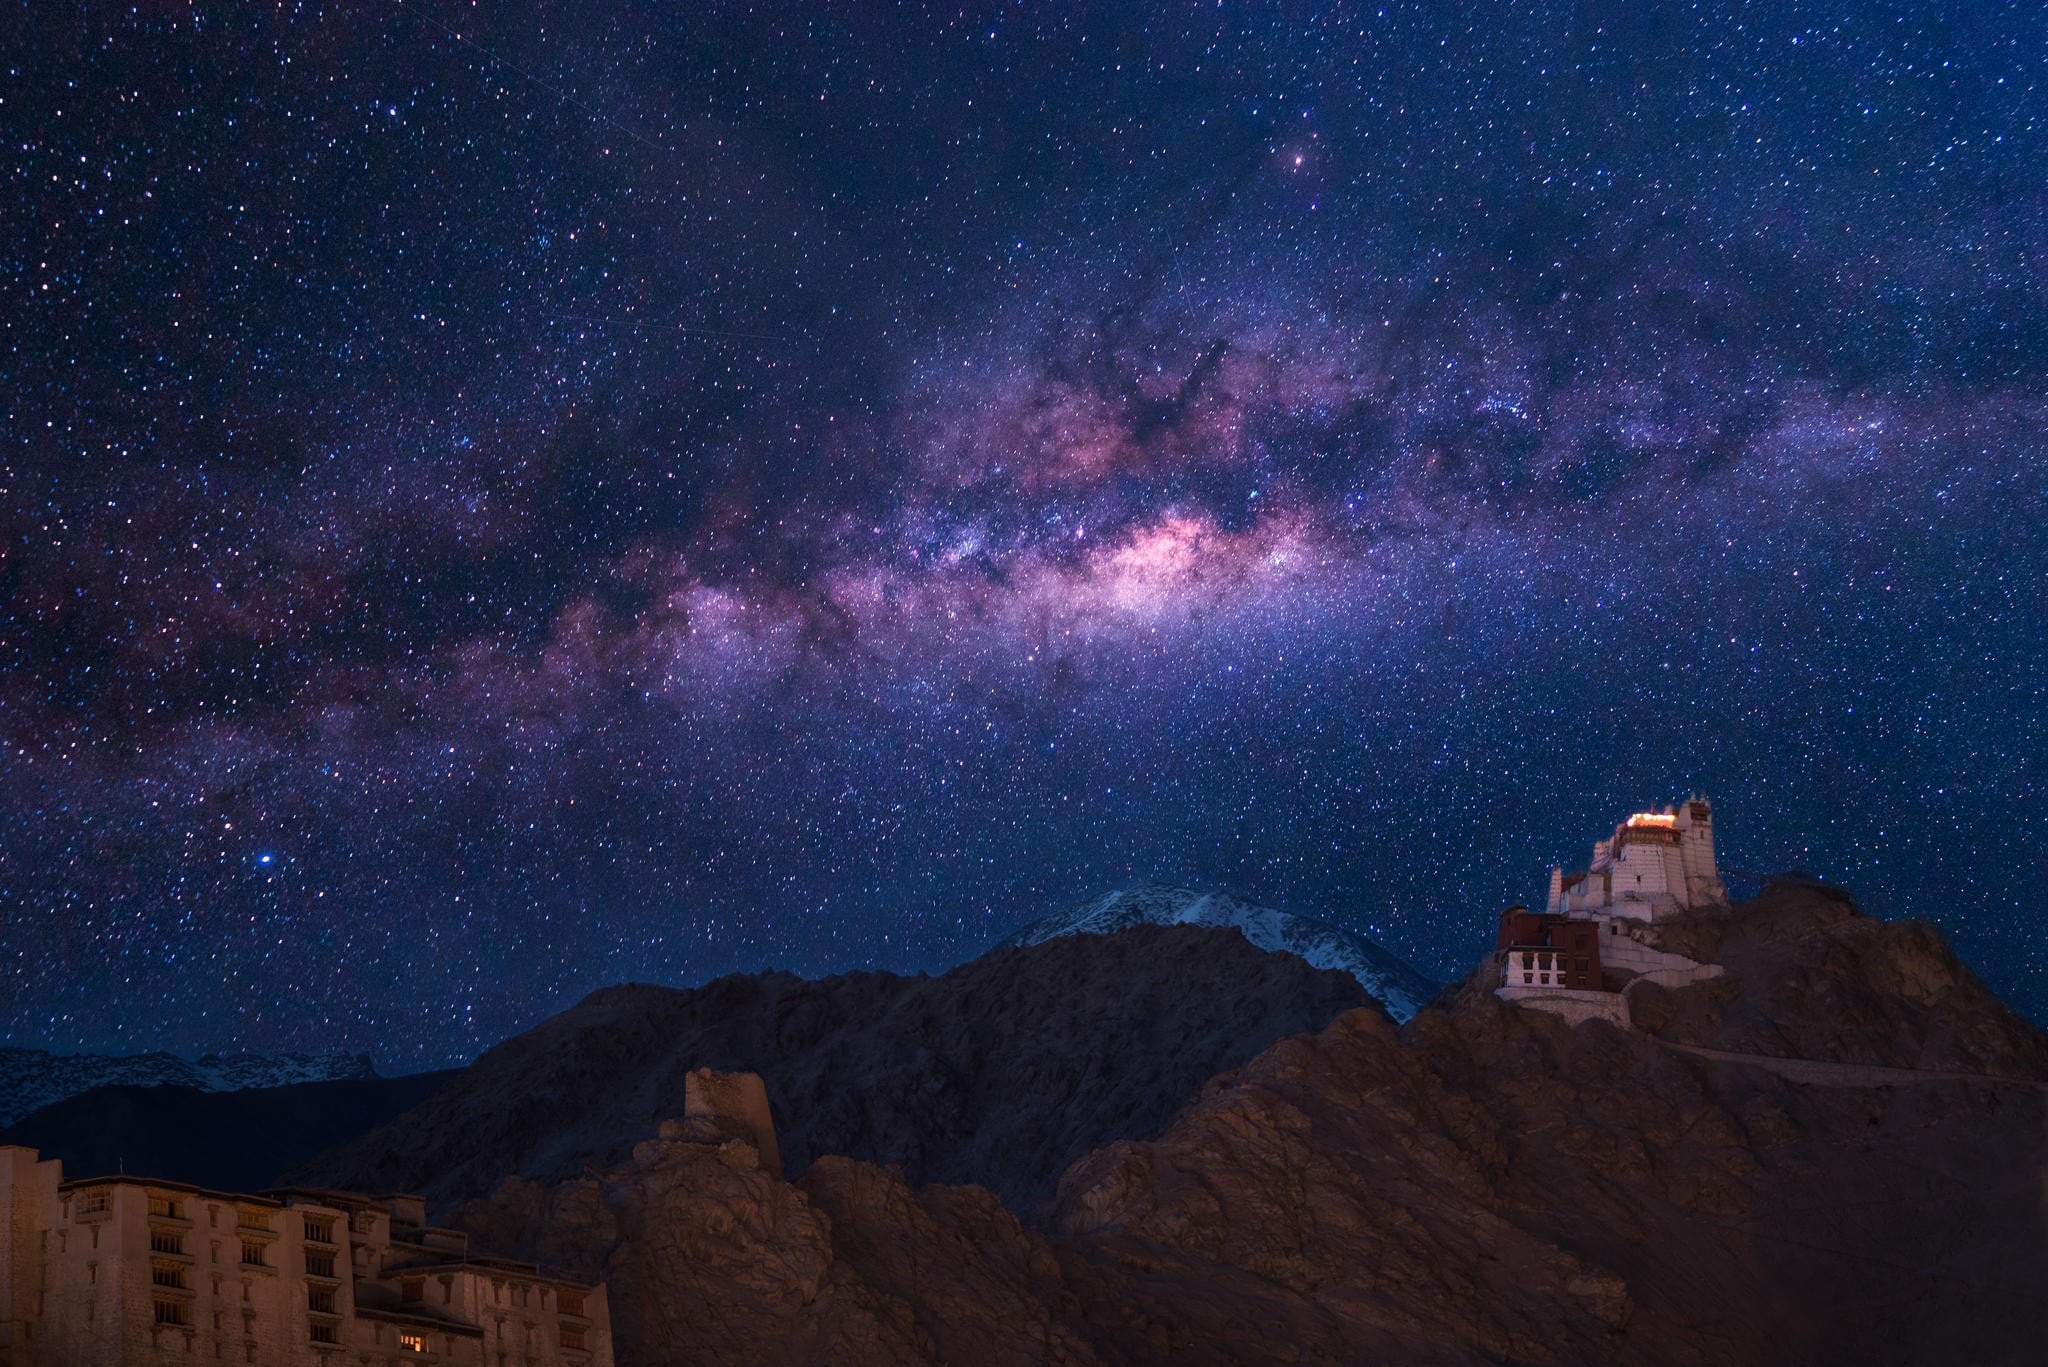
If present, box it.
[5,2,2043,1070]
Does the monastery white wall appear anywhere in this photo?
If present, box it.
[1494,987,1631,1028]
[1600,926,1723,982]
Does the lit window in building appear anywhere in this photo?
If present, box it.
[399,1333,427,1352]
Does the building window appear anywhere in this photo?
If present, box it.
[398,1333,427,1353]
[558,1290,584,1318]
[303,1216,335,1244]
[151,1231,187,1256]
[236,1207,274,1232]
[240,1242,267,1268]
[305,1251,336,1278]
[308,1286,336,1315]
[153,1297,191,1327]
[76,1190,110,1216]
[151,1264,188,1290]
[310,1323,339,1344]
[348,1211,374,1235]
[560,1324,586,1350]
[401,1278,424,1304]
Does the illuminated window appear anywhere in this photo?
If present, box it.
[398,1333,427,1353]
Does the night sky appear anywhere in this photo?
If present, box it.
[5,3,2043,1070]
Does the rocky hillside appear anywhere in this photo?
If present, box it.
[290,924,1373,1215]
[0,1047,378,1127]
[1003,884,1439,1021]
[454,886,2048,1366]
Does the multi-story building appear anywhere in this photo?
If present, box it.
[0,1147,612,1367]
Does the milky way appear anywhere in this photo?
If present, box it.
[5,3,2043,1067]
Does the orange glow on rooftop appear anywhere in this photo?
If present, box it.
[1625,812,1677,828]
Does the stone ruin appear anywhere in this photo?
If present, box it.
[655,1068,782,1177]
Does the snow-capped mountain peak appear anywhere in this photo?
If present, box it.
[1001,884,1438,1022]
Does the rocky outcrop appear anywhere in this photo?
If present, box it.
[292,924,1372,1215]
[450,888,2047,1366]
[453,1115,1107,1367]
[1628,885,2048,1076]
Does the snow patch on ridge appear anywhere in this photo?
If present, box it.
[1004,885,1438,1022]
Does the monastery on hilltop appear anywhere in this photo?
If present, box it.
[1494,796,1729,1027]
[0,1148,612,1367]
[1544,797,1726,921]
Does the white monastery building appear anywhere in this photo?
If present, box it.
[1544,796,1727,921]
[1494,795,1729,1028]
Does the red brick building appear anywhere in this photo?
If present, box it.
[1494,904,1603,991]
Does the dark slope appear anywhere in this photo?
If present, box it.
[0,1048,378,1128]
[456,886,2048,1367]
[290,923,1372,1214]
[0,1070,455,1193]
